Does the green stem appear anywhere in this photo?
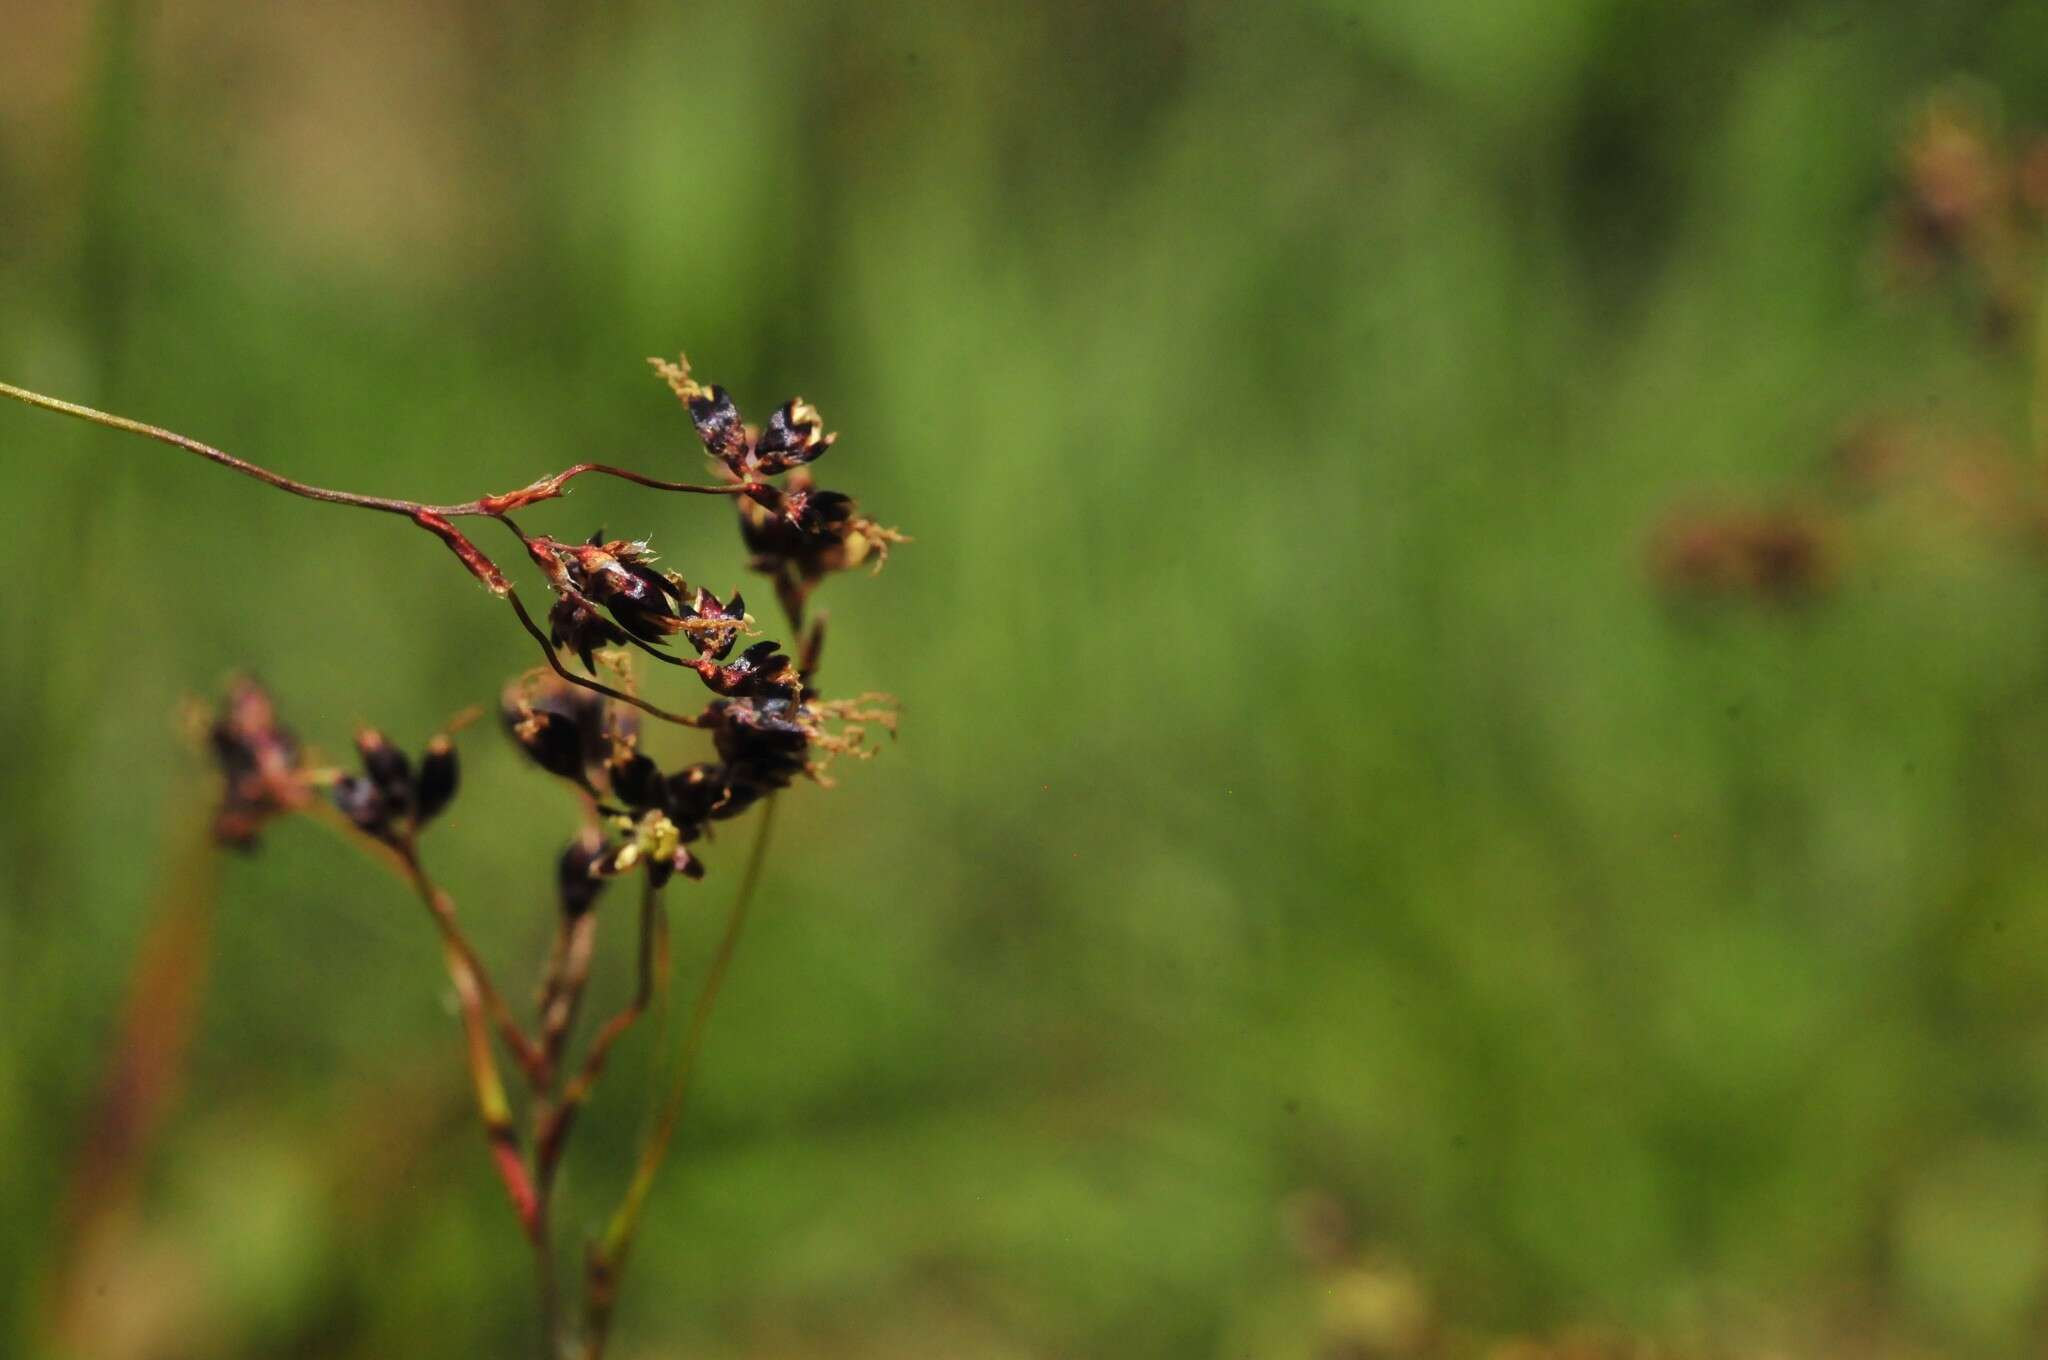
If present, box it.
[578,798,779,1358]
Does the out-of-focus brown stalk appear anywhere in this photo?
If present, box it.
[46,781,221,1349]
[397,858,542,1242]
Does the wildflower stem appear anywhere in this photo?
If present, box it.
[535,1216,561,1360]
[536,875,666,1193]
[0,379,462,517]
[398,848,549,1089]
[505,589,711,728]
[395,855,541,1242]
[540,911,601,1080]
[578,796,779,1359]
[0,378,740,619]
[0,379,742,513]
[304,806,548,1084]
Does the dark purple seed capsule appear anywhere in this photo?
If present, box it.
[557,834,609,918]
[513,711,588,781]
[687,386,746,468]
[356,728,413,803]
[415,735,459,824]
[608,751,663,809]
[332,774,388,835]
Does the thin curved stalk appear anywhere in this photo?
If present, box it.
[578,797,778,1359]
[537,875,666,1191]
[0,379,742,517]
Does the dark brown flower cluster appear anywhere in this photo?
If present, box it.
[332,728,461,850]
[540,533,748,673]
[652,356,905,629]
[504,667,833,899]
[1648,504,1835,605]
[206,677,310,849]
[202,687,464,855]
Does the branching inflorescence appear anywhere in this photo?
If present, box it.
[4,355,902,1358]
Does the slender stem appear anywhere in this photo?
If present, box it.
[304,807,547,1086]
[534,915,575,1051]
[535,1212,560,1360]
[393,855,540,1242]
[537,876,665,1191]
[505,590,710,728]
[398,845,549,1089]
[2034,254,2048,465]
[481,461,755,514]
[0,379,741,516]
[530,906,599,1360]
[0,378,755,736]
[579,798,778,1359]
[0,379,461,517]
[540,912,601,1081]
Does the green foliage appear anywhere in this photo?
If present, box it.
[6,1,2048,1355]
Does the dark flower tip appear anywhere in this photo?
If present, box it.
[737,472,907,630]
[557,829,611,919]
[687,639,801,702]
[502,674,633,786]
[651,353,839,481]
[681,586,746,660]
[753,398,836,475]
[207,676,307,849]
[335,727,463,846]
[416,735,460,824]
[545,537,695,649]
[548,593,629,673]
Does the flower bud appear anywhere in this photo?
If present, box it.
[664,762,727,824]
[752,398,835,475]
[607,749,663,810]
[506,707,588,783]
[415,734,460,825]
[683,587,746,660]
[355,729,414,814]
[687,640,799,701]
[687,385,746,469]
[557,831,610,919]
[332,774,390,837]
[548,593,628,672]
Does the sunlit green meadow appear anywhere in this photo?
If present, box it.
[9,3,2048,1356]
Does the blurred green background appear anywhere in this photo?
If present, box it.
[13,2,2048,1356]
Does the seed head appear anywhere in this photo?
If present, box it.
[737,471,906,627]
[556,828,611,919]
[680,586,746,660]
[333,727,463,845]
[547,593,630,673]
[502,675,633,786]
[652,355,836,481]
[685,640,802,702]
[416,734,460,823]
[206,677,309,850]
[751,398,836,476]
